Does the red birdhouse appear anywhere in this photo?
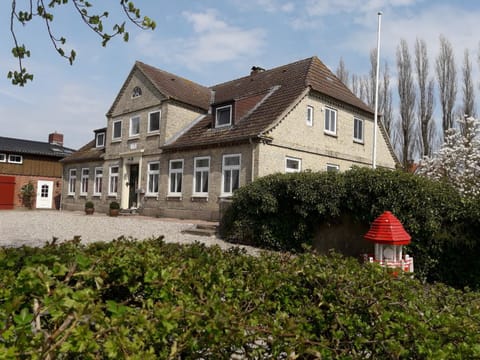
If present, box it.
[364,211,414,272]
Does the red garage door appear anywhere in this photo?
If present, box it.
[0,176,15,209]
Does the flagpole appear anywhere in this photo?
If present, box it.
[372,11,382,169]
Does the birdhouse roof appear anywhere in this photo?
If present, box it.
[364,211,411,245]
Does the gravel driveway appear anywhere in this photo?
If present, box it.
[0,210,258,254]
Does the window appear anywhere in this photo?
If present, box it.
[112,120,122,140]
[0,153,5,162]
[147,162,160,195]
[94,167,103,196]
[215,105,232,127]
[193,157,210,195]
[8,154,22,164]
[222,154,241,196]
[354,118,364,143]
[109,166,119,195]
[80,168,89,195]
[168,160,183,195]
[326,164,339,172]
[96,132,105,147]
[285,157,301,173]
[40,184,49,198]
[324,107,337,135]
[68,169,77,195]
[148,111,161,133]
[306,106,314,126]
[132,86,142,98]
[130,116,140,137]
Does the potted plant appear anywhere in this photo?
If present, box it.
[84,201,95,215]
[109,201,120,217]
[20,182,35,209]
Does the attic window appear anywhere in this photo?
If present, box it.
[132,86,142,98]
[96,132,105,147]
[215,105,232,128]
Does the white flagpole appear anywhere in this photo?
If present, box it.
[372,11,382,169]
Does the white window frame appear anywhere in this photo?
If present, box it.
[146,161,160,196]
[148,110,161,133]
[354,117,364,143]
[193,157,210,196]
[306,105,314,126]
[109,166,119,196]
[326,164,340,172]
[215,105,232,128]
[221,154,241,196]
[112,120,122,140]
[285,157,302,173]
[94,167,103,196]
[96,132,105,147]
[129,116,140,137]
[80,168,89,195]
[0,153,6,162]
[168,159,184,196]
[8,154,23,164]
[68,169,77,195]
[324,107,337,135]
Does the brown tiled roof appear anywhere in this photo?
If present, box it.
[163,56,373,151]
[60,140,104,164]
[136,61,211,111]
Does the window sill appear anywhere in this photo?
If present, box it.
[167,195,182,201]
[324,131,337,138]
[111,139,122,143]
[191,195,208,202]
[144,194,158,198]
[146,132,160,137]
[128,135,140,140]
[219,194,233,200]
[353,139,364,145]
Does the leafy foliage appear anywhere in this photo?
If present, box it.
[8,1,156,86]
[416,116,480,197]
[221,167,480,288]
[20,181,35,209]
[1,238,479,358]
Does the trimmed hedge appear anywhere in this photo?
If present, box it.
[1,238,480,358]
[221,167,480,288]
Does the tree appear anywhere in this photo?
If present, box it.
[9,0,156,86]
[461,49,476,123]
[335,57,349,86]
[396,39,418,168]
[436,35,457,137]
[414,38,435,156]
[379,61,394,141]
[416,116,480,197]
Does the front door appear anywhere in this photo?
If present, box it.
[128,164,139,208]
[36,180,53,209]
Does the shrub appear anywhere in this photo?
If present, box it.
[109,201,120,209]
[84,201,94,209]
[20,182,35,209]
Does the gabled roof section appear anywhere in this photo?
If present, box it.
[163,56,373,151]
[60,140,104,164]
[0,136,74,158]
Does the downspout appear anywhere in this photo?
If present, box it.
[249,137,255,183]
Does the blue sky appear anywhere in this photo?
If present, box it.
[1,0,479,149]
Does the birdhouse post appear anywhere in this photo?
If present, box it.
[363,211,414,272]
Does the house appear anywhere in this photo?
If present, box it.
[0,133,74,209]
[61,56,397,220]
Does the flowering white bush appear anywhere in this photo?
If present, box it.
[416,117,480,197]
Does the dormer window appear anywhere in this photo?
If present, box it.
[96,132,105,147]
[132,86,142,98]
[215,105,232,128]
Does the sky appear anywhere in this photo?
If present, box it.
[1,0,479,150]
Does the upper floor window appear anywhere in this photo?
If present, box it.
[8,154,23,164]
[215,105,232,128]
[354,118,364,143]
[0,153,6,162]
[68,169,77,195]
[112,120,122,140]
[148,111,161,133]
[324,107,337,135]
[81,168,89,195]
[306,106,314,127]
[222,154,241,196]
[130,116,140,137]
[285,157,301,173]
[326,164,339,172]
[193,157,210,195]
[169,160,183,195]
[96,132,105,147]
[132,86,142,98]
[147,161,160,195]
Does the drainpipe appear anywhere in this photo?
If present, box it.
[249,137,255,183]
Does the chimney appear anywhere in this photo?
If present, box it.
[48,132,64,146]
[250,66,265,75]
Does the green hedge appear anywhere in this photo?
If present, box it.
[1,238,480,358]
[221,167,480,288]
